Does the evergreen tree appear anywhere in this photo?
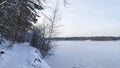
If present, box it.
[0,0,43,42]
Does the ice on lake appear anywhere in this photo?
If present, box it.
[45,41,120,68]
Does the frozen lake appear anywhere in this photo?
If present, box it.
[45,41,120,68]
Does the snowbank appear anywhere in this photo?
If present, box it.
[0,41,50,68]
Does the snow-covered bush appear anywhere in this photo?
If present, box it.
[30,27,52,57]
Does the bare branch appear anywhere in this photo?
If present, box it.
[63,0,70,7]
[0,0,7,5]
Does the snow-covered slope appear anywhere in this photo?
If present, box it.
[0,41,50,68]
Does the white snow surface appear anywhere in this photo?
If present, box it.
[46,41,120,68]
[0,40,50,68]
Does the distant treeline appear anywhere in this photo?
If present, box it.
[47,36,120,41]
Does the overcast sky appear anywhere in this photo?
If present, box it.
[57,0,120,37]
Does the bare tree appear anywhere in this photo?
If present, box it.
[43,1,60,42]
[30,1,61,57]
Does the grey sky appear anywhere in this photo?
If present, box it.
[58,0,120,37]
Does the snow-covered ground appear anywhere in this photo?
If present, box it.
[0,40,50,68]
[45,41,120,68]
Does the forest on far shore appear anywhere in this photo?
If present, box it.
[49,36,120,41]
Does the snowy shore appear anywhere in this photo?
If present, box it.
[0,40,50,68]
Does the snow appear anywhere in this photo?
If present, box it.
[0,41,50,68]
[0,0,7,5]
[45,41,120,68]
